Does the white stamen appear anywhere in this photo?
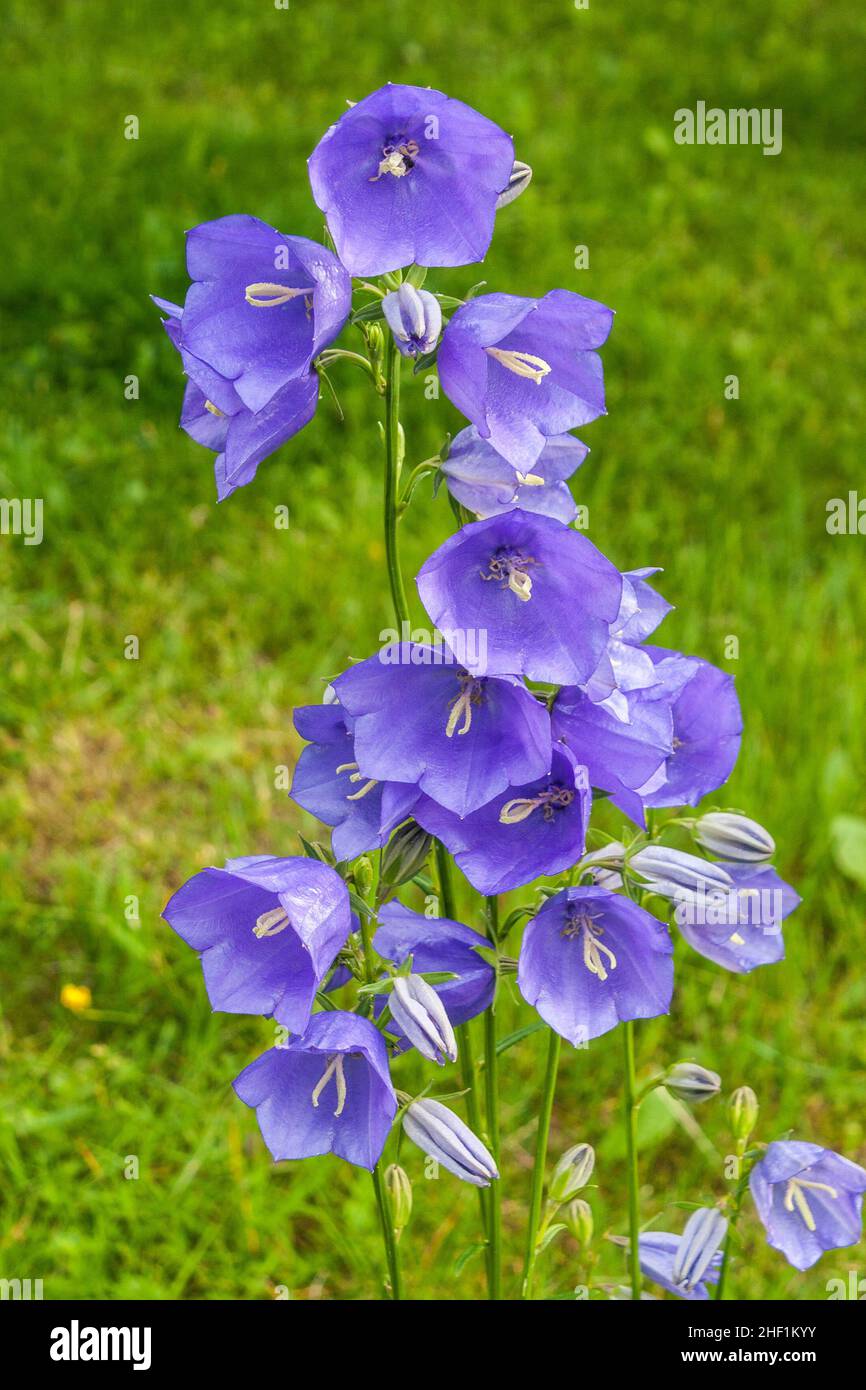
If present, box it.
[446,689,474,738]
[346,778,378,801]
[253,906,291,938]
[515,471,545,487]
[782,1177,838,1232]
[310,1054,348,1117]
[204,399,225,417]
[244,282,315,307]
[485,347,552,385]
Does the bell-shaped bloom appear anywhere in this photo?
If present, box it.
[415,746,591,896]
[582,568,672,717]
[749,1141,866,1271]
[388,975,457,1066]
[374,899,495,1031]
[437,290,614,472]
[402,1098,498,1187]
[693,812,775,862]
[674,863,801,973]
[382,284,442,358]
[552,682,677,827]
[307,83,515,277]
[440,427,587,523]
[233,1011,397,1171]
[332,643,552,818]
[518,885,673,1045]
[174,215,351,413]
[641,647,742,808]
[416,510,622,685]
[162,855,351,1033]
[154,300,320,500]
[290,700,418,862]
[638,1209,726,1300]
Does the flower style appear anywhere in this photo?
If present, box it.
[641,647,743,807]
[749,1141,866,1271]
[162,855,351,1033]
[673,862,801,973]
[440,427,588,523]
[289,700,418,861]
[382,284,442,358]
[437,290,614,472]
[638,1208,726,1300]
[414,746,591,896]
[416,509,623,684]
[374,899,495,1031]
[402,1098,498,1187]
[331,642,552,818]
[307,83,515,276]
[517,885,674,1044]
[154,300,320,500]
[233,1011,397,1170]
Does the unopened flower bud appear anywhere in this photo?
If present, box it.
[403,1098,498,1187]
[384,1163,412,1235]
[563,1198,594,1247]
[549,1142,596,1202]
[629,846,733,900]
[390,974,458,1066]
[671,1207,727,1294]
[380,819,433,891]
[496,159,533,209]
[382,284,442,359]
[693,812,775,863]
[729,1085,759,1145]
[665,1062,722,1104]
[353,856,374,898]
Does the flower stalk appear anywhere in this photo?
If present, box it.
[521,1026,561,1298]
[371,1163,403,1299]
[622,1019,643,1299]
[383,335,411,629]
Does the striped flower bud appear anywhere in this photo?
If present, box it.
[403,1098,498,1188]
[384,1163,412,1235]
[671,1208,728,1294]
[563,1198,594,1247]
[693,812,775,863]
[390,975,457,1066]
[665,1062,722,1104]
[629,845,733,900]
[549,1142,596,1202]
[729,1085,759,1145]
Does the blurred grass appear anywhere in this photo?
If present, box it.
[1,0,865,1300]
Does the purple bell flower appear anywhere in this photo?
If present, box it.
[638,1208,726,1300]
[402,1098,499,1187]
[174,215,351,412]
[289,700,418,862]
[162,855,351,1033]
[437,290,614,472]
[374,899,495,1031]
[440,426,588,523]
[382,284,442,358]
[641,647,743,808]
[517,885,674,1045]
[307,83,515,277]
[233,1011,397,1171]
[750,1141,866,1271]
[155,299,320,501]
[331,642,552,818]
[416,509,623,685]
[674,862,801,973]
[581,568,672,716]
[414,745,591,896]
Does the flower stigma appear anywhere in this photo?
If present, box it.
[561,908,618,981]
[369,139,420,181]
[782,1176,839,1232]
[499,783,574,825]
[445,673,485,738]
[481,547,538,602]
[311,1053,348,1117]
[484,347,552,385]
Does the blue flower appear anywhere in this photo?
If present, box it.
[234,1011,397,1171]
[440,427,588,523]
[382,284,442,358]
[750,1141,866,1271]
[638,1208,726,1299]
[518,885,674,1044]
[162,855,351,1034]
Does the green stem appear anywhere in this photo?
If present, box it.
[383,337,410,629]
[716,1158,749,1300]
[371,1164,402,1300]
[483,895,502,1300]
[521,1027,561,1299]
[622,1020,642,1300]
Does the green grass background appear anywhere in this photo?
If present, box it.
[1,0,864,1301]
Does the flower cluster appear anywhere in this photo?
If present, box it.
[155,83,863,1300]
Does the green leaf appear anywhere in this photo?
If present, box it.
[496,1019,546,1055]
[538,1222,568,1253]
[452,1241,487,1278]
[830,814,866,888]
